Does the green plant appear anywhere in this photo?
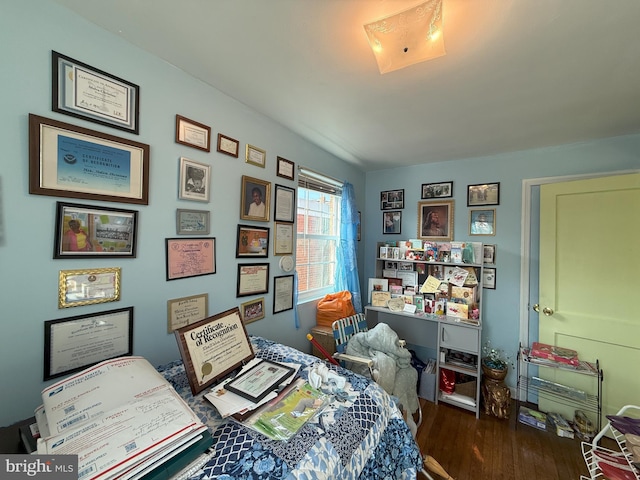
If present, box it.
[482,340,514,370]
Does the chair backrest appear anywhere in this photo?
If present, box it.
[331,313,368,354]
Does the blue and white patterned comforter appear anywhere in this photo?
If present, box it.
[157,336,422,480]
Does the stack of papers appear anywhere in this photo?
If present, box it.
[35,356,210,480]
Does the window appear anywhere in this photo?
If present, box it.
[296,169,342,302]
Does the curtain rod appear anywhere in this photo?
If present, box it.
[298,166,343,188]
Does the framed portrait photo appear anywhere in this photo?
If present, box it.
[52,51,140,134]
[236,224,270,258]
[54,202,138,258]
[175,114,211,152]
[241,176,271,222]
[176,209,210,235]
[29,114,149,205]
[59,267,121,309]
[467,182,500,206]
[165,237,216,281]
[469,208,496,236]
[380,189,404,210]
[246,144,266,168]
[179,157,211,203]
[421,181,453,199]
[240,297,265,324]
[217,133,239,158]
[383,211,402,235]
[276,156,295,180]
[417,200,454,241]
[483,244,496,264]
[483,267,497,289]
[274,184,295,223]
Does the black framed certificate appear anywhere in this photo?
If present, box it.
[225,359,295,403]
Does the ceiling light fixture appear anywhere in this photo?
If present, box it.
[364,0,445,74]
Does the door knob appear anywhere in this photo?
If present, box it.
[542,307,554,316]
[532,304,540,312]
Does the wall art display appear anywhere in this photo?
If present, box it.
[54,202,138,258]
[58,267,121,309]
[421,181,453,199]
[237,263,269,297]
[167,293,209,333]
[217,133,239,157]
[165,237,216,280]
[52,51,140,134]
[174,307,254,395]
[236,224,270,258]
[274,222,294,255]
[274,184,295,223]
[240,297,265,324]
[29,114,150,205]
[273,274,294,314]
[178,157,211,203]
[176,209,210,235]
[469,208,496,236]
[246,144,266,167]
[380,189,404,210]
[175,114,211,152]
[483,244,496,264]
[467,182,500,206]
[44,306,134,381]
[417,200,454,240]
[483,267,497,289]
[383,211,402,235]
[241,175,271,222]
[276,156,295,180]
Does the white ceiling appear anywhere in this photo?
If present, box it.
[52,0,640,171]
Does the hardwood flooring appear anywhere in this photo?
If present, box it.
[414,399,607,480]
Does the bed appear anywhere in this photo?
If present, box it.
[156,335,423,480]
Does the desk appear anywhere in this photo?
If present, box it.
[365,305,482,417]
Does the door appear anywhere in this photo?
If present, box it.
[538,173,640,422]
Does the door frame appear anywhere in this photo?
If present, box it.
[518,169,639,349]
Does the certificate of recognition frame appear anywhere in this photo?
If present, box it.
[236,263,269,297]
[166,237,216,280]
[59,267,121,309]
[44,306,134,381]
[225,359,295,403]
[29,114,150,205]
[175,114,211,152]
[52,51,140,134]
[174,307,255,395]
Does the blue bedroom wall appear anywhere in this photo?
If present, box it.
[0,1,365,426]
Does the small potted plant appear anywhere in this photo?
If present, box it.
[481,341,513,382]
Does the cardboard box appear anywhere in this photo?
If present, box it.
[518,406,547,430]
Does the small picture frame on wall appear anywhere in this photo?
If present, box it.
[241,176,271,222]
[176,209,210,235]
[417,200,454,240]
[483,244,496,264]
[383,211,402,235]
[467,182,500,206]
[380,189,404,210]
[246,144,266,168]
[179,157,211,203]
[421,181,453,199]
[240,297,265,324]
[217,133,239,157]
[58,267,121,309]
[274,184,296,223]
[276,156,295,180]
[483,267,496,289]
[175,115,211,152]
[236,224,269,258]
[469,208,496,236]
[273,275,294,314]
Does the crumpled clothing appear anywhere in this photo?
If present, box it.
[307,362,346,391]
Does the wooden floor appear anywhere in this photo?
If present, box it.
[414,399,605,480]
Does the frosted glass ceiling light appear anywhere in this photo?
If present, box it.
[364,0,445,74]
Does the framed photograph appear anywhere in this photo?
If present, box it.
[167,293,208,333]
[236,224,270,258]
[175,115,211,152]
[241,175,271,222]
[383,211,402,235]
[274,222,294,255]
[225,359,294,403]
[217,133,239,158]
[274,184,296,223]
[421,181,453,199]
[467,182,500,206]
[44,306,133,381]
[58,267,121,309]
[165,237,216,281]
[483,267,497,289]
[176,209,210,235]
[276,156,295,180]
[29,114,149,205]
[237,263,269,297]
[240,297,265,324]
[418,200,454,240]
[52,51,140,134]
[273,274,294,314]
[54,202,138,258]
[174,307,255,395]
[469,208,496,236]
[179,157,211,203]
[246,144,266,168]
[483,244,496,265]
[380,189,404,210]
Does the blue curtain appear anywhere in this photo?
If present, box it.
[335,182,363,313]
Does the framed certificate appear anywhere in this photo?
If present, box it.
[59,267,121,309]
[175,114,211,152]
[274,184,295,223]
[174,307,254,395]
[236,263,269,297]
[273,275,294,314]
[165,237,216,280]
[274,222,293,255]
[225,359,295,403]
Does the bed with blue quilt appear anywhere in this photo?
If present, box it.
[157,335,423,480]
